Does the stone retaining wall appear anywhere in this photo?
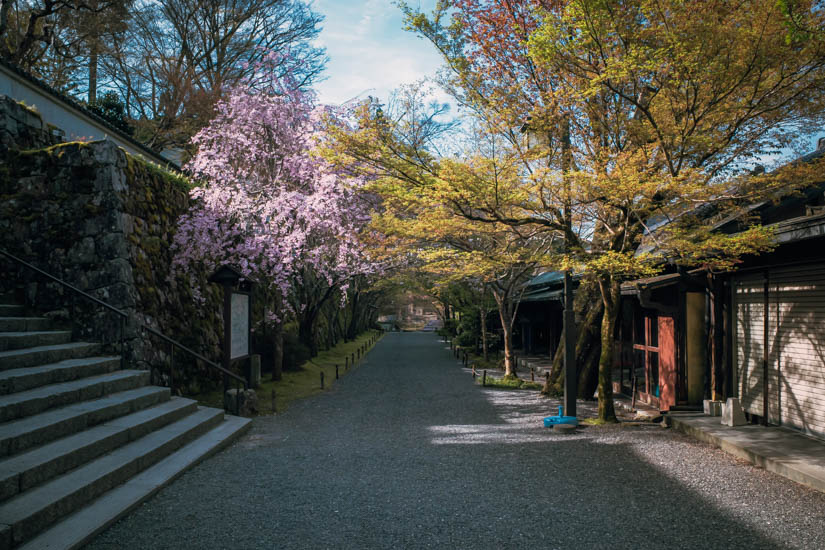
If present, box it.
[0,95,222,392]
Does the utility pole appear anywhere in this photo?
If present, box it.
[562,115,576,418]
[521,113,577,417]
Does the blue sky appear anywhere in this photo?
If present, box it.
[311,1,444,106]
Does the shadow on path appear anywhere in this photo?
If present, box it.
[87,332,825,550]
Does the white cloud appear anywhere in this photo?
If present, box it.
[355,0,392,36]
[313,0,446,106]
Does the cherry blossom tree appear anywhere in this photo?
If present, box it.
[172,52,378,372]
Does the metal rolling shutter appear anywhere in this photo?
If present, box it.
[734,274,767,417]
[769,264,825,438]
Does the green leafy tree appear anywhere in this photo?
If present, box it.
[399,0,825,421]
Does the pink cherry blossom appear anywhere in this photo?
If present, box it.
[172,53,382,316]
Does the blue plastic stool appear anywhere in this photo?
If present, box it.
[544,406,579,427]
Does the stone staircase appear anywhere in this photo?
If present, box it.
[0,300,251,549]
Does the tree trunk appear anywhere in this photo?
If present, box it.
[89,46,99,104]
[497,305,515,377]
[298,313,319,357]
[480,307,488,361]
[272,322,283,381]
[546,280,603,397]
[346,291,360,340]
[338,313,347,343]
[596,277,618,422]
[0,1,12,41]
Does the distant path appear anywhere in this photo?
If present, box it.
[88,333,825,549]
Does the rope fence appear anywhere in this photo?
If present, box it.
[318,331,383,388]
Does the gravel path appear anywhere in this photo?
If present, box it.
[88,332,825,550]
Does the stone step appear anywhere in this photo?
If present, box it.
[0,386,170,458]
[0,370,150,423]
[0,407,226,548]
[0,306,24,317]
[0,398,198,503]
[0,319,50,333]
[0,357,120,396]
[0,343,101,371]
[17,414,251,550]
[0,332,72,352]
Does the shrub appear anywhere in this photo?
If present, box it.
[455,331,476,347]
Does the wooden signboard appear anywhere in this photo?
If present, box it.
[230,292,250,360]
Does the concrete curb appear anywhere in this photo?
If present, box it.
[669,414,825,494]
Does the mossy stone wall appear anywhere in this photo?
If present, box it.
[0,97,223,390]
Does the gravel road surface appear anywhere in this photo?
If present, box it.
[87,332,825,550]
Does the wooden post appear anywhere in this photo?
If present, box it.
[320,371,325,389]
[271,389,276,413]
[222,282,232,396]
[336,364,339,380]
[482,370,487,386]
[531,368,535,382]
[345,356,349,370]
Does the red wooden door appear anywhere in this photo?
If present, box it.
[658,316,677,410]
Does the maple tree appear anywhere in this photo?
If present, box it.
[328,91,553,377]
[372,193,548,378]
[397,0,825,421]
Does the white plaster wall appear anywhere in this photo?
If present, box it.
[0,63,176,168]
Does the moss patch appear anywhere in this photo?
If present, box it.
[16,99,43,120]
[196,330,384,414]
[478,375,543,391]
[18,140,92,157]
[126,153,191,192]
[581,417,620,426]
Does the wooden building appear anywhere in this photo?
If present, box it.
[723,205,825,438]
[615,270,707,412]
[515,271,566,357]
[615,145,825,438]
